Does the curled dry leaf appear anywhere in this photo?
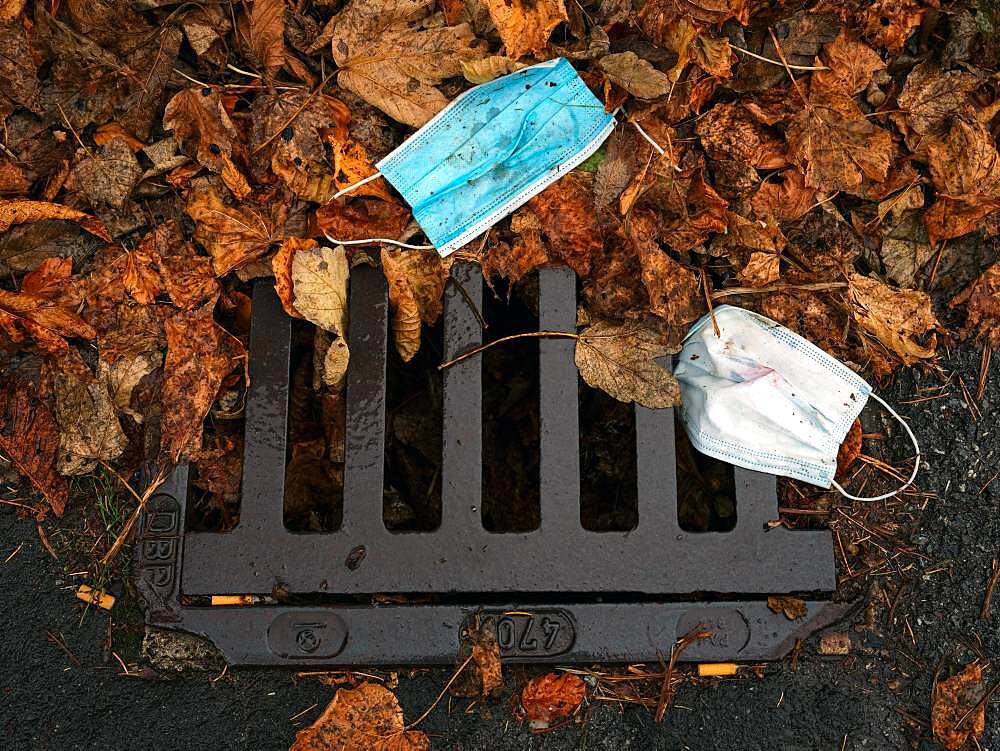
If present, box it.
[599,52,673,100]
[836,418,863,479]
[290,682,430,751]
[931,663,987,751]
[575,320,681,409]
[272,237,317,318]
[521,673,586,724]
[97,351,160,423]
[862,0,924,53]
[452,616,503,698]
[381,248,449,361]
[163,88,243,177]
[482,0,568,60]
[767,595,808,620]
[950,262,1000,349]
[52,364,128,476]
[0,200,110,241]
[329,0,485,128]
[752,169,816,222]
[185,184,284,275]
[848,273,938,366]
[461,55,527,84]
[0,379,68,515]
[696,102,786,169]
[159,306,246,465]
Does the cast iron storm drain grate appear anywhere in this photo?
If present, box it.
[134,262,850,666]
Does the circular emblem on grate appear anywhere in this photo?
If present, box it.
[268,611,348,659]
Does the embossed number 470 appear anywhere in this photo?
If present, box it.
[496,615,561,653]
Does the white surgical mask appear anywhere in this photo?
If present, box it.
[673,305,920,501]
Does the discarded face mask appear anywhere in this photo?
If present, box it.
[673,305,920,501]
[327,57,617,256]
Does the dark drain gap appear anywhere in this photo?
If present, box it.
[579,379,638,531]
[675,413,737,532]
[482,276,540,532]
[283,319,344,532]
[383,319,444,531]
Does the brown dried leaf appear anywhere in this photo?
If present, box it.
[329,0,484,128]
[767,595,808,620]
[599,52,673,100]
[97,352,160,423]
[751,169,816,221]
[863,0,924,53]
[452,616,503,698]
[290,682,430,751]
[931,663,986,751]
[0,0,26,22]
[159,306,246,465]
[0,18,40,113]
[815,29,885,95]
[848,273,938,366]
[521,673,586,724]
[786,86,893,193]
[163,88,243,177]
[696,102,786,168]
[185,184,284,275]
[896,63,980,139]
[638,0,748,46]
[0,200,111,241]
[950,262,1000,349]
[52,364,128,476]
[738,252,780,287]
[315,197,410,244]
[382,248,449,362]
[575,320,681,408]
[247,0,285,83]
[272,238,318,318]
[523,171,603,277]
[191,434,243,502]
[70,137,142,211]
[482,0,568,60]
[836,418,862,478]
[461,55,527,84]
[0,379,68,515]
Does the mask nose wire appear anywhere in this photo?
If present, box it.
[830,392,921,502]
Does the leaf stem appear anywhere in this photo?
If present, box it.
[438,331,579,370]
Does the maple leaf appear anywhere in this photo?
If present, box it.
[481,0,568,60]
[0,378,68,515]
[575,320,681,409]
[862,0,924,53]
[70,137,142,210]
[895,62,980,140]
[184,183,285,275]
[0,256,96,358]
[786,86,893,193]
[291,682,429,751]
[327,0,485,128]
[815,29,886,95]
[848,273,938,366]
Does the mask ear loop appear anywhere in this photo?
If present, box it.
[830,392,921,502]
[323,173,436,251]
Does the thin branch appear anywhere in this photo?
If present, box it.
[439,331,579,370]
[768,27,809,106]
[711,281,848,299]
[402,653,475,731]
[731,43,830,71]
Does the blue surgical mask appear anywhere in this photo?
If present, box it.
[328,58,616,256]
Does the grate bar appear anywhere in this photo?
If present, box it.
[635,405,678,532]
[538,266,582,535]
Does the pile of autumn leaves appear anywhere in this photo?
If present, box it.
[0,0,999,525]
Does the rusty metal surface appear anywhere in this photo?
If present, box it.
[135,263,842,665]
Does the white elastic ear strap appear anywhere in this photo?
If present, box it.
[324,173,436,251]
[830,392,921,502]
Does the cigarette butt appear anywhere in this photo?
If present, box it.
[76,585,115,611]
[211,595,254,606]
[697,662,738,677]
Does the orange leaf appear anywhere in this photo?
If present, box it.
[521,673,586,724]
[0,200,111,241]
[932,663,986,750]
[481,0,568,61]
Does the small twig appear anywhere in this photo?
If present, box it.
[730,43,830,71]
[289,703,319,723]
[3,541,23,564]
[980,558,1000,620]
[100,467,168,565]
[0,498,39,513]
[438,331,578,370]
[712,281,848,299]
[700,267,720,338]
[46,629,80,666]
[37,523,58,560]
[402,653,475,731]
[447,276,488,331]
[977,346,992,403]
[768,27,809,106]
[655,626,712,722]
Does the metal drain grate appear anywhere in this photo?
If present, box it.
[135,262,849,665]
